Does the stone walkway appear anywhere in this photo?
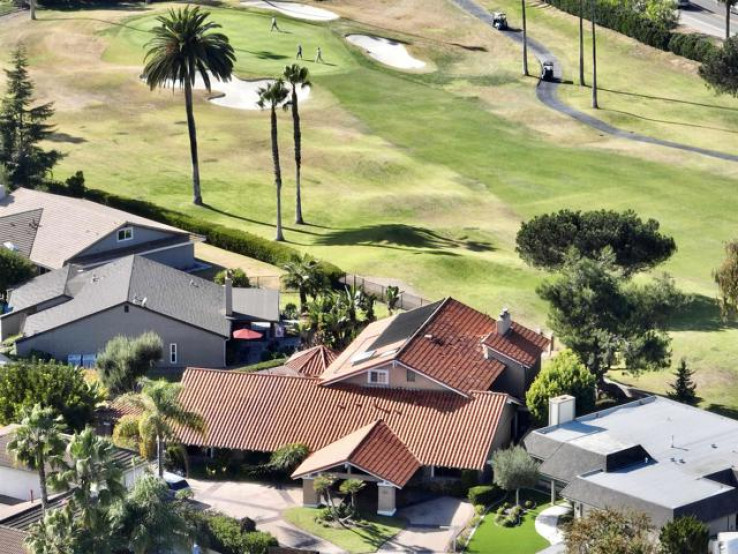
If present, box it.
[534,504,571,545]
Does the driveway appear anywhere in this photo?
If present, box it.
[189,478,345,553]
[378,496,475,553]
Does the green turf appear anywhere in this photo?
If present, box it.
[467,490,552,554]
[283,507,406,553]
[2,2,738,409]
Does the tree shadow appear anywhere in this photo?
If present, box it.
[47,132,87,144]
[450,43,488,52]
[705,404,738,420]
[201,203,320,236]
[668,294,738,332]
[603,108,738,135]
[599,87,738,113]
[239,49,290,60]
[315,223,495,253]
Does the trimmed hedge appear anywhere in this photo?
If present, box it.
[468,485,502,507]
[82,188,344,283]
[542,0,718,63]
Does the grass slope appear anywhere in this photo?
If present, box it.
[0,1,737,408]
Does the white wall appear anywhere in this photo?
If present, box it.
[0,466,41,502]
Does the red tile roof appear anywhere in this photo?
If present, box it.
[292,421,420,487]
[177,368,510,470]
[285,346,338,378]
[483,321,550,368]
[397,298,506,394]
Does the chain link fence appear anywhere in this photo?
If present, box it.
[339,274,433,311]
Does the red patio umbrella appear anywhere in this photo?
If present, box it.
[232,328,263,340]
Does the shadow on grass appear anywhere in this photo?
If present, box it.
[201,203,321,237]
[47,132,87,144]
[602,107,738,135]
[668,294,738,332]
[238,49,290,60]
[706,404,738,420]
[315,223,495,253]
[599,87,738,113]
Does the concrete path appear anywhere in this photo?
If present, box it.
[189,478,345,553]
[378,496,475,553]
[451,0,738,163]
[534,504,570,545]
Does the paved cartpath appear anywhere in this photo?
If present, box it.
[534,504,570,545]
[378,496,475,553]
[679,0,737,39]
[451,0,738,163]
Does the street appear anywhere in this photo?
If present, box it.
[679,0,738,39]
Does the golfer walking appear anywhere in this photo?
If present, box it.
[296,44,303,59]
[315,46,324,63]
[270,16,279,32]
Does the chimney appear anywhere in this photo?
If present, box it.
[549,394,576,427]
[496,307,512,336]
[224,271,233,317]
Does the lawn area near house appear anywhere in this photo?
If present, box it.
[466,490,551,554]
[1,0,738,409]
[283,507,406,554]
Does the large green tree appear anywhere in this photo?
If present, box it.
[714,239,738,319]
[0,247,35,302]
[491,445,539,506]
[26,504,77,554]
[118,378,204,477]
[668,358,698,405]
[257,79,290,242]
[143,7,235,206]
[565,507,657,553]
[516,209,676,276]
[0,361,102,431]
[96,331,163,395]
[699,37,738,97]
[283,64,311,225]
[659,515,709,554]
[537,254,684,386]
[6,404,66,513]
[0,46,62,189]
[526,350,596,424]
[282,254,328,313]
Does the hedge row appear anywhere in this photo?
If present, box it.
[82,188,344,283]
[468,484,503,507]
[542,0,718,63]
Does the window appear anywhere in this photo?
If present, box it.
[67,354,82,367]
[169,343,178,365]
[117,227,133,242]
[406,369,416,382]
[81,354,97,368]
[124,305,129,313]
[367,370,389,385]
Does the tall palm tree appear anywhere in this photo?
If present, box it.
[26,504,77,554]
[521,0,529,76]
[7,404,66,514]
[579,0,585,86]
[591,0,598,109]
[118,379,204,478]
[258,80,290,242]
[143,6,235,206]
[282,254,326,313]
[283,64,311,225]
[721,0,737,39]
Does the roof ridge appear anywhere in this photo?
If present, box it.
[394,297,449,359]
[345,420,383,461]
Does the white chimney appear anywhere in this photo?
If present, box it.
[549,395,576,427]
[496,307,512,336]
[224,273,233,317]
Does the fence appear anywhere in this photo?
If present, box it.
[339,274,434,311]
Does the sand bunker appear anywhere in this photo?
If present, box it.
[156,75,311,111]
[241,1,339,21]
[346,35,426,70]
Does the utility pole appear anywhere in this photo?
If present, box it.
[579,0,585,85]
[522,0,529,76]
[591,0,598,109]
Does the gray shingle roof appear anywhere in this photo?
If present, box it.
[0,209,42,258]
[7,265,73,312]
[17,255,279,339]
[0,188,188,269]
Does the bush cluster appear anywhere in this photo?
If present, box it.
[541,0,717,63]
[467,485,502,507]
[190,510,278,554]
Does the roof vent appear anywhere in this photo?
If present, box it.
[3,241,18,252]
[141,297,147,308]
[91,275,99,283]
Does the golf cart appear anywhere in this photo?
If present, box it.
[540,61,555,81]
[492,12,508,30]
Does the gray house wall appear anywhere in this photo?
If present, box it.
[0,296,68,340]
[487,354,540,400]
[75,225,180,258]
[16,303,226,368]
[141,243,195,270]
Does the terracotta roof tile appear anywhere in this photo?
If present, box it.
[483,321,550,368]
[178,369,509,470]
[292,421,421,487]
[0,526,27,554]
[285,346,338,378]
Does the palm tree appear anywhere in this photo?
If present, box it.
[721,0,737,38]
[385,285,402,315]
[282,254,328,312]
[521,0,529,76]
[579,0,585,85]
[258,80,290,241]
[591,0,598,109]
[283,64,311,225]
[26,504,77,554]
[143,6,235,206]
[313,475,336,513]
[118,379,205,478]
[7,404,66,514]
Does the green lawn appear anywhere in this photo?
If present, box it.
[467,491,551,554]
[1,1,738,409]
[283,507,406,554]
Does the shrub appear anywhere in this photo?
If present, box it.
[659,515,708,554]
[468,485,502,507]
[269,443,309,473]
[0,248,35,301]
[503,516,517,527]
[65,171,85,198]
[461,469,480,490]
[214,268,250,287]
[196,511,277,554]
[241,531,278,554]
[316,507,334,522]
[524,500,534,509]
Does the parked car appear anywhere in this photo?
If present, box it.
[493,12,508,30]
[540,61,555,81]
[163,471,190,493]
[676,0,690,9]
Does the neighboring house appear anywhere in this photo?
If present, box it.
[525,395,738,536]
[0,186,200,272]
[1,255,280,368]
[176,298,550,515]
[0,525,27,554]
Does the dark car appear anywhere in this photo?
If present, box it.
[493,12,508,30]
[541,61,555,81]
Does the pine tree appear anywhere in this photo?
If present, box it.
[0,46,62,189]
[669,358,697,405]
